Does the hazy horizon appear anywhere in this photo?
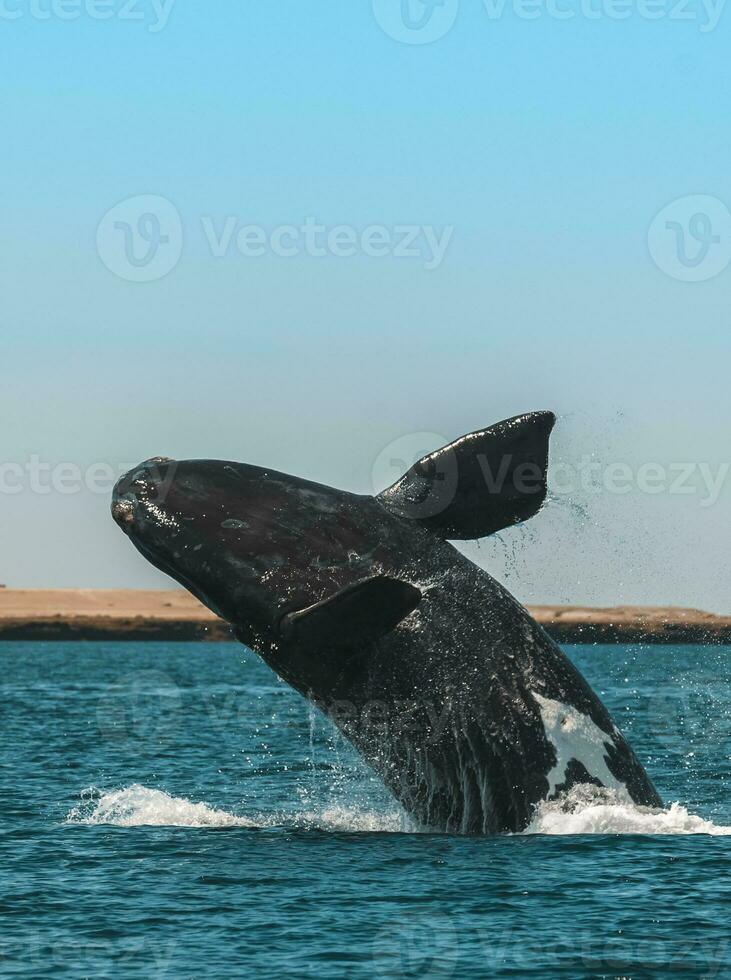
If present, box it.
[1,2,728,613]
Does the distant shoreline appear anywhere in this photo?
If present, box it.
[0,589,729,645]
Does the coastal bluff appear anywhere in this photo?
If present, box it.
[0,589,729,644]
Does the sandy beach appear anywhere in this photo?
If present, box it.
[0,589,228,641]
[0,589,728,644]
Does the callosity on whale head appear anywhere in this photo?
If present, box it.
[112,412,662,834]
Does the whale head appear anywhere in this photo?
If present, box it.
[112,458,392,639]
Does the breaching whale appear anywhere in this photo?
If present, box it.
[111,412,661,834]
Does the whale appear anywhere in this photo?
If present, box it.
[111,412,662,834]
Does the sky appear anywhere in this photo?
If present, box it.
[1,0,729,611]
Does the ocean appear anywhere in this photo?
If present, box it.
[4,641,731,978]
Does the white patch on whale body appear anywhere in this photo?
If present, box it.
[532,692,629,800]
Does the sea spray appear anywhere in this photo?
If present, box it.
[67,783,731,836]
[523,784,731,836]
[66,784,407,833]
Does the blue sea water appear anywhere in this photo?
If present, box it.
[3,641,731,979]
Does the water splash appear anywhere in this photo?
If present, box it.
[66,783,731,837]
[66,785,408,833]
[523,784,731,836]
[66,785,258,829]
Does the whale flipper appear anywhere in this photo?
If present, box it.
[279,576,422,648]
[377,411,555,540]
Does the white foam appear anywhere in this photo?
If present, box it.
[524,784,731,836]
[299,806,408,833]
[66,783,731,837]
[66,784,407,833]
[532,691,628,798]
[66,785,258,828]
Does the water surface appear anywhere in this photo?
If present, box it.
[3,642,731,977]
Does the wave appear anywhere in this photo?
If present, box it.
[66,784,407,833]
[67,783,731,836]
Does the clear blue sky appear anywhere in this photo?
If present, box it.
[1,0,729,610]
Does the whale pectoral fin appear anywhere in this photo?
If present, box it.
[279,576,422,648]
[376,411,556,540]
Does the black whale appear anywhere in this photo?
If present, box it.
[111,412,661,834]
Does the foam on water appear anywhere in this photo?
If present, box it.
[67,783,731,837]
[66,784,407,833]
[523,785,731,836]
[67,785,258,829]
